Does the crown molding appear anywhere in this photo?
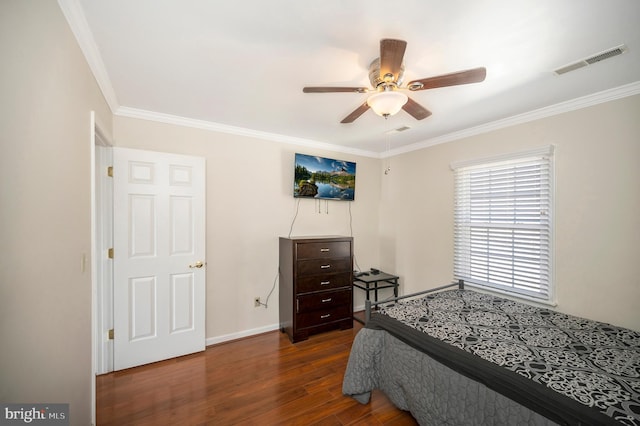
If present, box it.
[116,107,380,158]
[118,79,639,160]
[382,80,640,158]
[57,0,119,112]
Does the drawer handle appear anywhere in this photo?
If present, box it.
[320,264,331,269]
[321,314,331,319]
[320,248,330,252]
[321,298,332,303]
[320,281,330,285]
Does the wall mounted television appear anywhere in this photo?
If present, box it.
[294,153,356,201]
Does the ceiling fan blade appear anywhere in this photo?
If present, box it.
[402,97,432,120]
[303,87,368,93]
[379,39,407,82]
[340,102,370,123]
[408,67,486,91]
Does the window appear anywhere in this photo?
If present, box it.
[452,146,554,302]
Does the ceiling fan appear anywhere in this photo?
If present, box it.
[303,39,486,123]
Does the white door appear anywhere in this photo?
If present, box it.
[113,147,206,371]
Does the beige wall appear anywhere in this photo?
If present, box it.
[0,1,112,425]
[113,117,382,339]
[116,93,640,338]
[381,94,640,331]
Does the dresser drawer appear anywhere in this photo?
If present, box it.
[296,241,351,260]
[296,272,351,293]
[297,288,351,313]
[297,305,351,329]
[296,257,351,277]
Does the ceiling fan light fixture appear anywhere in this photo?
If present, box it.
[367,91,408,117]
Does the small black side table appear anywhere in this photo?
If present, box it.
[353,271,399,323]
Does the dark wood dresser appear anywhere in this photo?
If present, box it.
[279,236,353,343]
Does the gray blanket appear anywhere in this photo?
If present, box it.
[343,327,556,425]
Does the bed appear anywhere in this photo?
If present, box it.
[342,281,640,425]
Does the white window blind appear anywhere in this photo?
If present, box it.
[452,146,554,302]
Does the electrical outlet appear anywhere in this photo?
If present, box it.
[254,297,261,307]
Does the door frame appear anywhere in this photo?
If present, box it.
[93,123,113,375]
[91,111,113,425]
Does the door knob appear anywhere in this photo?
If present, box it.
[189,260,205,269]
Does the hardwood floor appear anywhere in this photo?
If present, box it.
[96,320,418,425]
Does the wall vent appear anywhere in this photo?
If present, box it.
[554,44,628,75]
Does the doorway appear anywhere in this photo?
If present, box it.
[91,126,207,375]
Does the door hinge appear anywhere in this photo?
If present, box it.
[108,329,114,340]
[108,248,114,259]
[107,166,113,177]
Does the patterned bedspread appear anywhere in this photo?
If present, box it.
[348,289,640,425]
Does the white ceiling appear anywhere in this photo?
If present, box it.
[61,0,640,156]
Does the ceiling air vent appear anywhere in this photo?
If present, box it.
[385,126,411,135]
[554,44,628,75]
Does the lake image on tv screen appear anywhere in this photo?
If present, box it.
[294,154,356,201]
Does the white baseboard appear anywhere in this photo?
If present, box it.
[205,323,281,346]
[205,307,373,346]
